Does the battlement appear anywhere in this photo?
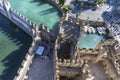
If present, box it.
[56,58,83,68]
[13,32,42,80]
[0,0,57,38]
[78,48,99,54]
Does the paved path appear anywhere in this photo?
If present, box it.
[77,4,112,22]
[26,56,54,80]
[88,62,109,80]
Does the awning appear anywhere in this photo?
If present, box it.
[35,46,45,55]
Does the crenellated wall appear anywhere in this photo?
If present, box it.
[14,53,34,80]
[13,29,42,80]
[0,0,34,36]
[0,0,57,38]
[0,0,60,80]
[54,15,84,80]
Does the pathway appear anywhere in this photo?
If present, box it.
[26,56,54,80]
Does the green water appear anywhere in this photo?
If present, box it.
[9,0,61,31]
[78,33,103,49]
[0,13,32,80]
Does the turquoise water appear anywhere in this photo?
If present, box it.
[0,13,32,80]
[78,33,103,49]
[9,0,61,31]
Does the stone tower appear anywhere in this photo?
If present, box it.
[3,0,11,18]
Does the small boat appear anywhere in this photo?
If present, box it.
[97,27,106,35]
[87,27,95,34]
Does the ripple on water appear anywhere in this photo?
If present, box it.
[9,0,61,32]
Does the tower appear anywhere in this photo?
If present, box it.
[3,0,11,18]
[3,0,11,11]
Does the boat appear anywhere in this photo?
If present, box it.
[97,26,106,35]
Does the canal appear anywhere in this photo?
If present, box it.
[0,13,32,80]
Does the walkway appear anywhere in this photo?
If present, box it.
[9,0,61,31]
[26,56,54,80]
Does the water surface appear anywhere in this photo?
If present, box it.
[78,33,103,49]
[0,13,32,80]
[9,0,61,32]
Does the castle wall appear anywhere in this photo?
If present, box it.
[13,36,41,80]
[0,0,33,36]
[0,0,61,80]
[14,53,34,80]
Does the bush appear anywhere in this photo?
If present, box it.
[79,2,96,7]
[61,5,70,12]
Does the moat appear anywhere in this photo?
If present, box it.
[9,0,61,32]
[0,13,32,80]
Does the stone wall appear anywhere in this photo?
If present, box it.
[0,0,59,80]
[54,15,84,80]
[13,34,42,80]
[0,0,33,36]
[0,0,57,37]
[13,53,34,80]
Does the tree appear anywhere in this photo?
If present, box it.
[59,0,66,6]
[94,0,106,5]
[80,2,84,6]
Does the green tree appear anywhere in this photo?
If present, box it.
[94,0,106,5]
[80,2,84,6]
[59,0,66,6]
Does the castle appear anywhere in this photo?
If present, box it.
[0,0,120,80]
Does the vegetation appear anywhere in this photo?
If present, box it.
[79,2,96,7]
[80,2,84,6]
[94,0,107,5]
[61,5,70,12]
[59,0,66,6]
[71,0,106,7]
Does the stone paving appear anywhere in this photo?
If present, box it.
[26,55,54,80]
[77,4,112,22]
[71,0,118,23]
